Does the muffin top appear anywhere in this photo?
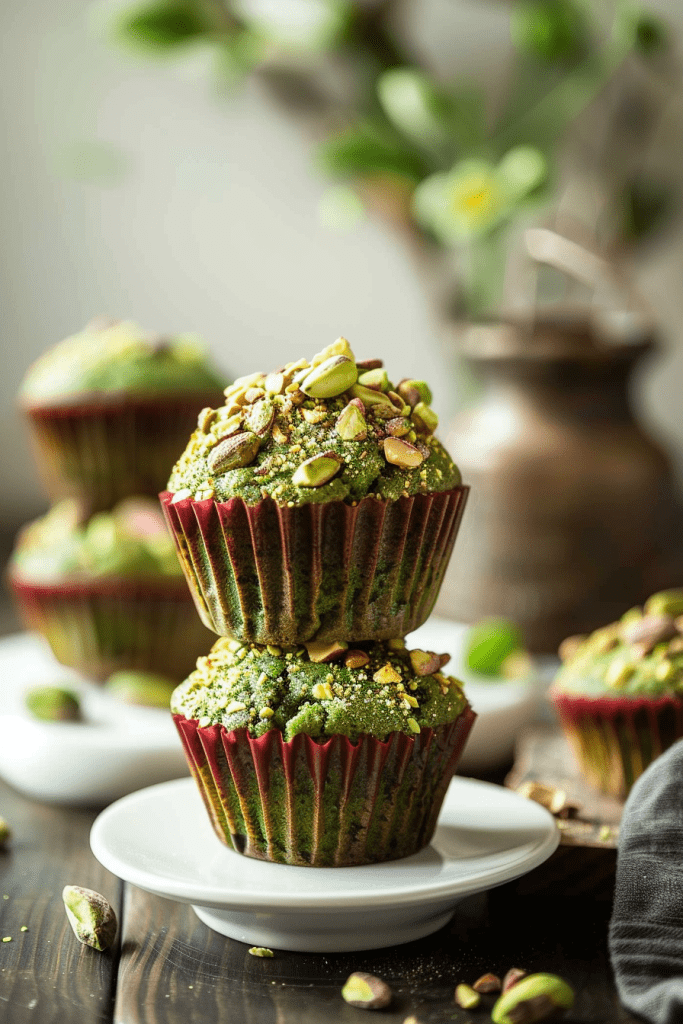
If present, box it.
[171,637,469,742]
[19,319,226,408]
[553,590,683,698]
[11,498,182,582]
[166,337,461,506]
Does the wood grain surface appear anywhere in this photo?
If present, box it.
[0,766,640,1024]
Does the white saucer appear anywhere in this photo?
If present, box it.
[408,618,546,771]
[90,775,559,952]
[0,633,188,804]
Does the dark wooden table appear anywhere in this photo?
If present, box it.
[0,762,639,1024]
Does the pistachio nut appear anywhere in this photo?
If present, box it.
[62,886,117,952]
[588,624,620,655]
[230,371,266,390]
[207,431,261,474]
[335,402,367,441]
[668,636,683,655]
[272,421,290,445]
[0,817,11,848]
[104,671,176,709]
[358,368,390,392]
[385,417,411,437]
[349,383,396,418]
[244,398,275,437]
[398,378,433,407]
[387,391,411,416]
[264,372,285,395]
[383,437,424,469]
[491,973,574,1024]
[409,650,446,677]
[606,656,635,689]
[341,972,392,1010]
[655,659,675,682]
[517,782,568,816]
[214,413,246,441]
[622,614,678,652]
[300,355,357,398]
[305,639,348,663]
[356,358,383,370]
[557,635,586,662]
[25,686,81,723]
[473,973,502,994]
[196,406,217,434]
[455,984,480,1009]
[310,336,356,367]
[244,386,265,404]
[411,401,438,434]
[248,946,274,957]
[345,649,370,669]
[373,664,402,685]
[292,454,342,488]
[645,589,683,619]
[502,969,528,993]
[170,488,192,503]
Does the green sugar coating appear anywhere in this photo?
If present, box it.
[167,337,461,506]
[554,589,683,698]
[20,319,225,406]
[11,497,182,582]
[171,638,469,742]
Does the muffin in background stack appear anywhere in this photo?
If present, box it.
[164,336,475,866]
[20,318,226,513]
[11,318,226,692]
[550,589,683,798]
[8,498,212,680]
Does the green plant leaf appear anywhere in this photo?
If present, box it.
[116,0,212,50]
[510,0,587,62]
[318,122,426,181]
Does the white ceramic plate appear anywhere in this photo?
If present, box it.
[408,618,544,771]
[0,633,188,804]
[90,775,559,952]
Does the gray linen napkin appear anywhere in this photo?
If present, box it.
[609,738,683,1023]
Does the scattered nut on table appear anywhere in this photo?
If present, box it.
[341,972,392,1009]
[491,972,574,1024]
[62,885,117,951]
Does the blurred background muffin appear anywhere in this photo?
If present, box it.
[549,589,683,797]
[19,318,227,512]
[8,497,213,681]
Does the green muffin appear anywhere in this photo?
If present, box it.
[9,498,212,681]
[20,318,226,510]
[172,636,475,865]
[161,337,469,644]
[550,589,683,797]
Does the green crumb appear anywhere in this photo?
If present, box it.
[2,938,11,943]
[248,947,274,958]
[167,338,461,507]
[20,927,27,933]
[172,639,468,743]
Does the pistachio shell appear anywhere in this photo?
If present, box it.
[341,972,392,1009]
[335,402,367,441]
[300,355,358,399]
[25,686,81,722]
[207,431,261,474]
[292,454,342,488]
[383,437,424,469]
[412,401,439,433]
[244,398,275,437]
[62,886,117,952]
[491,973,574,1024]
[358,368,390,392]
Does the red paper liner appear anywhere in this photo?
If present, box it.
[9,572,213,682]
[160,486,469,644]
[24,391,224,511]
[173,704,476,866]
[549,685,683,798]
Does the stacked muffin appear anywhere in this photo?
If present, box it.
[163,336,476,866]
[9,319,226,683]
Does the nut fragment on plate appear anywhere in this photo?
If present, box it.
[341,972,392,1009]
[62,886,117,951]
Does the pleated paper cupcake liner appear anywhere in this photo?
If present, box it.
[9,573,213,682]
[173,704,476,867]
[24,392,223,511]
[160,486,469,644]
[550,686,683,799]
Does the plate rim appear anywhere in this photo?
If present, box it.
[90,776,559,911]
